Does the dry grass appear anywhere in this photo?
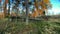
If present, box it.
[0,12,4,19]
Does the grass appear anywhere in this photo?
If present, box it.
[0,19,60,34]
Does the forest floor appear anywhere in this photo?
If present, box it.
[0,18,60,34]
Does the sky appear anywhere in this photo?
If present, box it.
[0,0,60,15]
[49,0,60,15]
